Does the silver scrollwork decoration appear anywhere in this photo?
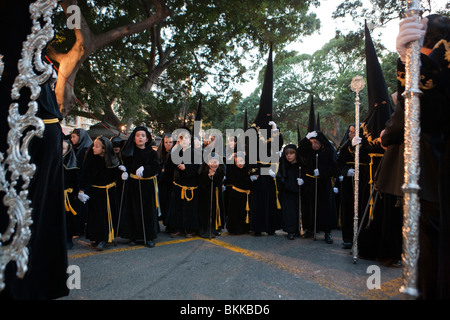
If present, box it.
[0,0,59,291]
[350,75,365,264]
[400,0,422,299]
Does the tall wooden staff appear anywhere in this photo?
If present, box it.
[400,0,422,299]
[350,75,365,264]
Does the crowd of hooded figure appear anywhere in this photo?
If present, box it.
[60,14,449,301]
[62,120,380,254]
[63,122,338,250]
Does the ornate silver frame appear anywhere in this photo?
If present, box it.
[0,0,59,291]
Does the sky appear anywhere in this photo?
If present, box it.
[238,0,401,97]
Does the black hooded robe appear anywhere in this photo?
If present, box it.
[248,127,283,235]
[79,148,120,244]
[277,147,302,235]
[298,133,338,234]
[198,163,225,238]
[225,163,252,235]
[120,127,161,244]
[165,146,201,235]
[121,146,161,243]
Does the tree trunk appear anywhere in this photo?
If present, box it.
[49,0,170,118]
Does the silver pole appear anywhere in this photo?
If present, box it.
[400,0,422,299]
[350,75,365,264]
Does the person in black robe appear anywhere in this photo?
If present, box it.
[70,127,93,236]
[198,153,226,238]
[110,135,126,232]
[245,45,283,236]
[0,1,69,299]
[225,152,252,235]
[336,125,356,249]
[298,130,338,243]
[376,14,450,299]
[63,139,80,250]
[120,126,161,248]
[164,129,201,238]
[78,136,120,251]
[156,133,174,229]
[277,144,303,240]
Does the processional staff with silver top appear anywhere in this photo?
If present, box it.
[350,75,365,264]
[400,0,422,299]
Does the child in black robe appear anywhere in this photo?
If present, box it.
[120,126,161,248]
[225,152,252,235]
[165,130,201,238]
[198,153,225,238]
[78,136,120,251]
[156,133,174,227]
[63,139,79,249]
[277,144,303,240]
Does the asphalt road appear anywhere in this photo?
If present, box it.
[59,223,404,304]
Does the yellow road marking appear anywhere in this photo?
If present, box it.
[204,238,402,300]
[68,237,200,259]
[69,235,402,300]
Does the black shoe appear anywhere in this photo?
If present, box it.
[287,233,295,240]
[324,233,333,244]
[253,232,262,237]
[342,242,352,249]
[129,240,136,246]
[146,240,155,248]
[96,241,106,251]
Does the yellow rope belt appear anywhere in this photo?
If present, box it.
[64,188,77,216]
[368,153,384,221]
[215,187,221,229]
[130,173,160,210]
[173,181,198,202]
[232,185,251,223]
[92,182,117,243]
[306,173,319,179]
[42,118,60,124]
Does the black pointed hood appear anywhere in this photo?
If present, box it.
[307,95,316,133]
[195,96,202,122]
[252,44,273,131]
[243,108,248,131]
[297,124,302,147]
[316,112,321,131]
[362,20,394,149]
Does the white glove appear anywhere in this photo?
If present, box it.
[268,169,276,178]
[339,175,344,182]
[121,172,129,180]
[136,166,144,178]
[250,175,258,181]
[314,169,319,177]
[347,168,355,177]
[78,192,90,204]
[118,165,127,172]
[333,187,339,194]
[297,178,304,186]
[268,121,277,130]
[306,131,317,140]
[396,16,427,63]
[352,136,362,147]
